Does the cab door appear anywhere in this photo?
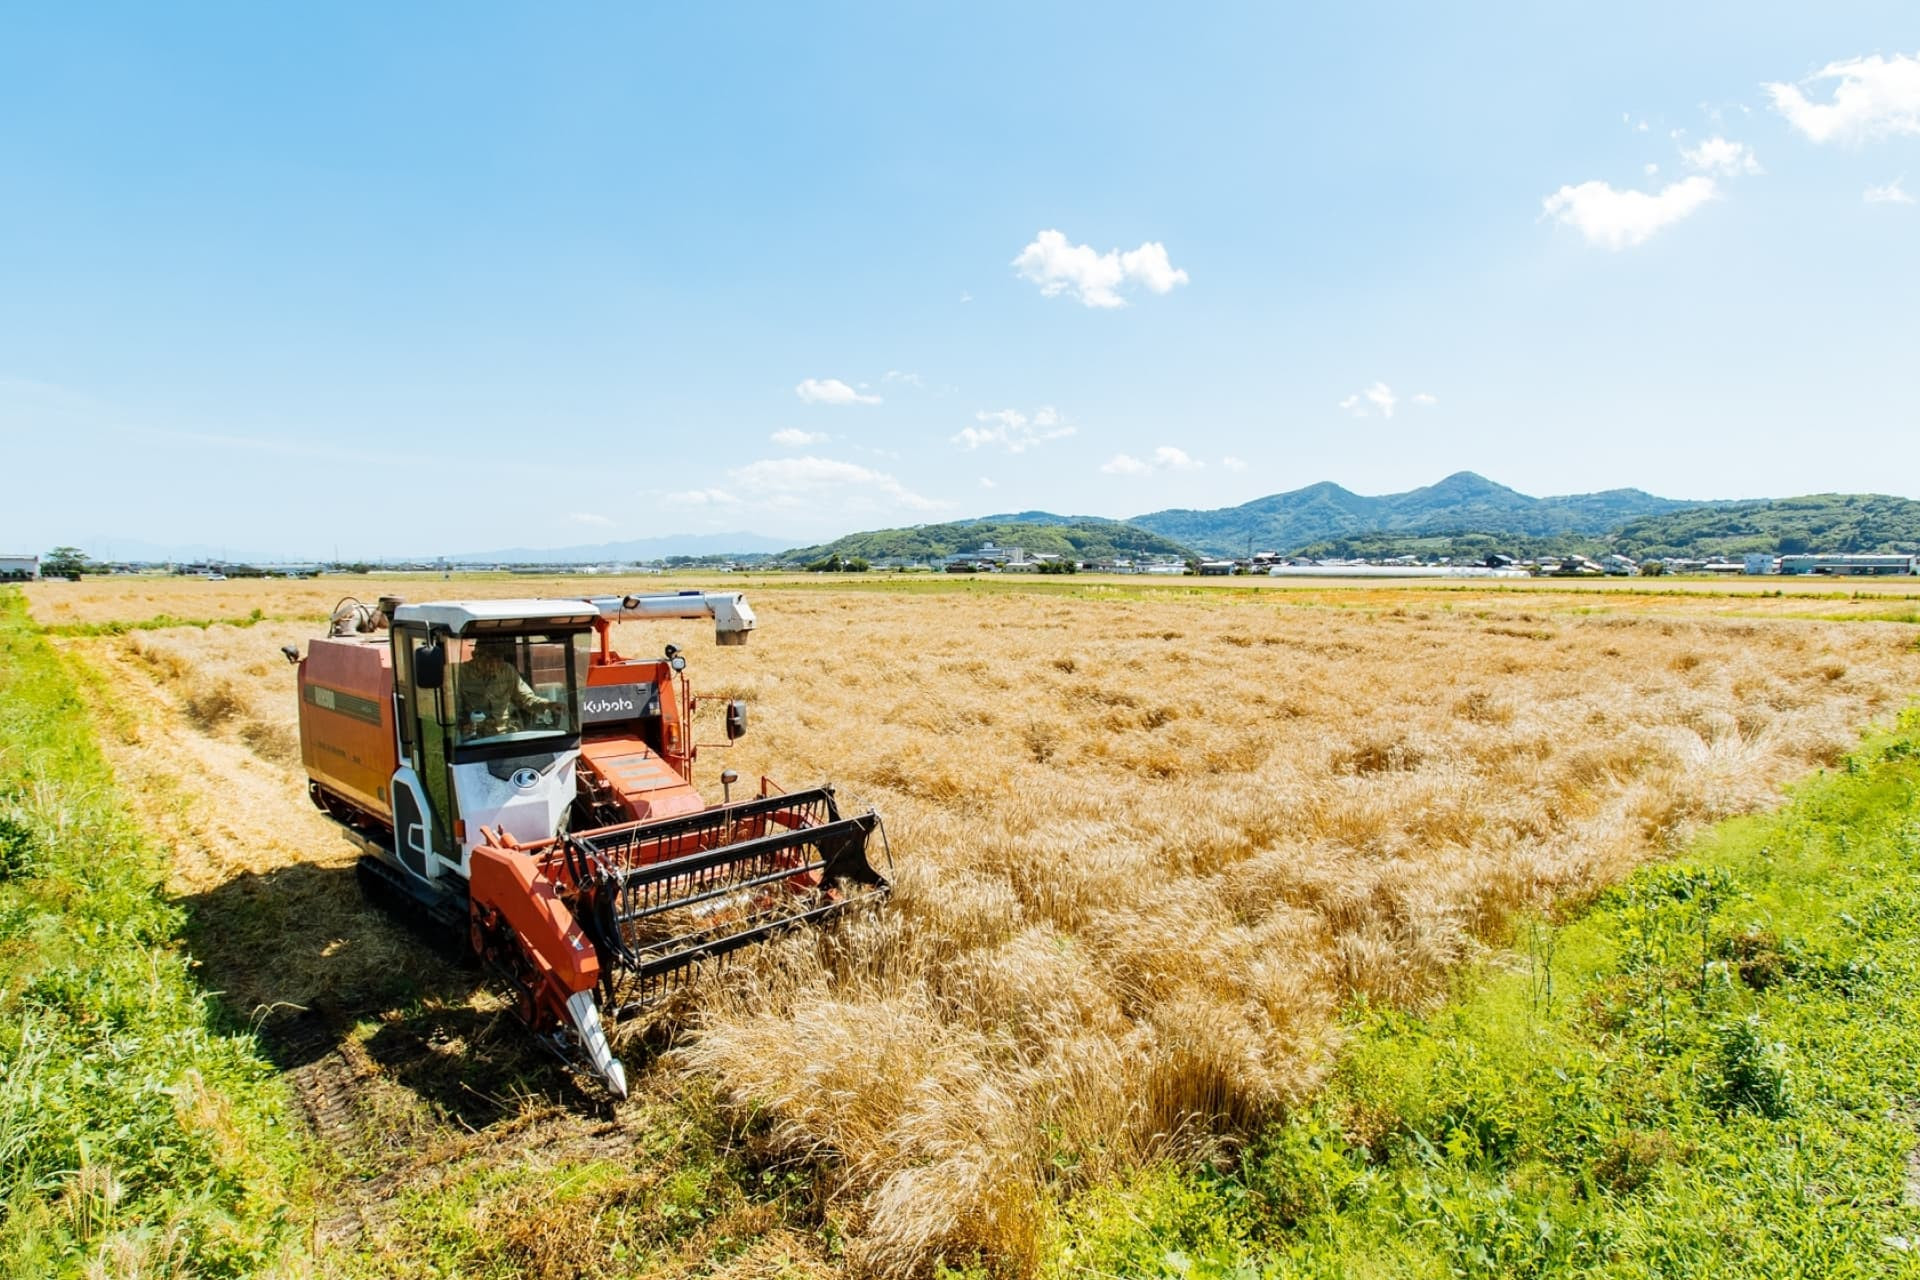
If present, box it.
[390,625,459,876]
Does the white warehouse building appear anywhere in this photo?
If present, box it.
[0,554,40,582]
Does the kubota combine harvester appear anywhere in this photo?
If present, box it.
[288,591,888,1097]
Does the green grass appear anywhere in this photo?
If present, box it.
[38,607,308,636]
[1048,706,1920,1279]
[0,590,307,1276]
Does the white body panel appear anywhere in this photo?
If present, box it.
[447,752,578,873]
[389,767,438,879]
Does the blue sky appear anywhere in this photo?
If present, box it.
[2,3,1916,558]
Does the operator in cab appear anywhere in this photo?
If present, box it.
[458,639,563,738]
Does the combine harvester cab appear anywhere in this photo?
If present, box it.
[292,591,889,1097]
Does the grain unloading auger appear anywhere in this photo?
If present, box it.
[287,591,889,1097]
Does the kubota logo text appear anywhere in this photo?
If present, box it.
[583,695,636,715]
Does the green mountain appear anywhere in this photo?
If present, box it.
[1130,471,1693,557]
[781,482,1920,570]
[1610,493,1920,559]
[779,518,1194,565]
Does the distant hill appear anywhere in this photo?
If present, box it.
[1610,494,1920,559]
[1130,471,1695,557]
[443,532,789,563]
[780,518,1195,565]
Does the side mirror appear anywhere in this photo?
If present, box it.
[726,699,748,741]
[415,643,446,690]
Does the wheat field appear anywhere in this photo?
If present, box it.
[30,575,1920,1276]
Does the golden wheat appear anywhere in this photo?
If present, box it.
[35,579,1920,1276]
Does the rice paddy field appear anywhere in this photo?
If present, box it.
[19,572,1920,1277]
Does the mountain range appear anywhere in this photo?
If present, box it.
[1127,472,1698,557]
[63,475,1920,566]
[777,474,1920,565]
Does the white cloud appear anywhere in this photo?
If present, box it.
[728,456,944,512]
[662,488,741,507]
[1865,178,1915,204]
[952,406,1076,453]
[1012,229,1190,308]
[795,377,882,406]
[771,428,828,447]
[979,477,997,488]
[882,370,925,389]
[1340,381,1400,418]
[569,512,614,527]
[1101,446,1201,476]
[1221,456,1248,472]
[1766,52,1920,145]
[1681,136,1763,176]
[1412,392,1438,407]
[1644,163,1660,177]
[1542,175,1718,249]
[959,291,973,304]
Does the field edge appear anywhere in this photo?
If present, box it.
[0,588,312,1277]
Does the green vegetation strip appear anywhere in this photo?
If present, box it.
[39,608,320,636]
[1049,705,1920,1279]
[0,590,304,1276]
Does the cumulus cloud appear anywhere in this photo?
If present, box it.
[1101,446,1201,476]
[1411,392,1439,407]
[952,406,1076,453]
[728,456,943,512]
[1766,52,1920,144]
[1222,456,1248,472]
[980,477,997,488]
[1012,229,1190,308]
[1865,178,1915,204]
[1542,175,1718,249]
[882,370,925,389]
[771,428,828,447]
[795,377,882,406]
[1682,136,1764,175]
[1339,381,1401,418]
[569,512,614,527]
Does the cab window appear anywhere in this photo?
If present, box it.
[447,631,580,746]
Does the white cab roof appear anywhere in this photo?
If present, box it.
[391,599,600,634]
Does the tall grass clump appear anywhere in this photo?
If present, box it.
[0,590,303,1276]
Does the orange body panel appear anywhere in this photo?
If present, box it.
[469,844,601,1021]
[586,651,689,773]
[578,735,705,821]
[298,635,399,821]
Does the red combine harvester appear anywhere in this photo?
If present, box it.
[289,591,888,1097]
